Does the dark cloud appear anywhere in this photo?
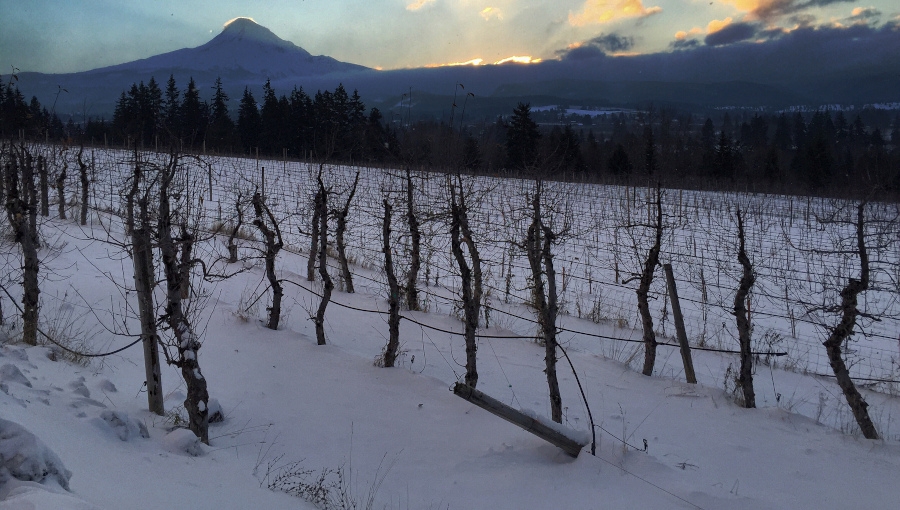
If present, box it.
[786,13,817,28]
[754,0,856,21]
[704,22,759,46]
[670,39,700,51]
[557,33,634,60]
[542,22,900,92]
[589,34,635,53]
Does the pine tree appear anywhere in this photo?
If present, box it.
[163,75,180,141]
[181,77,206,148]
[237,87,260,154]
[207,77,234,151]
[505,102,540,170]
[643,125,657,175]
[607,143,632,175]
[259,79,281,154]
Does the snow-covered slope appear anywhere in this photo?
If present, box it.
[2,152,899,509]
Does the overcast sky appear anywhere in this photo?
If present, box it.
[1,0,897,74]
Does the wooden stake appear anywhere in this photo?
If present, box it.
[663,263,696,384]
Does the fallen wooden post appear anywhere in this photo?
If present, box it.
[452,383,586,457]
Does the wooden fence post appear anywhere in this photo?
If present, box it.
[663,263,697,384]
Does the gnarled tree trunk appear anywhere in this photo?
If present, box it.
[405,167,421,311]
[449,180,483,387]
[524,183,562,423]
[252,191,284,330]
[334,171,359,293]
[637,185,662,376]
[314,175,332,345]
[381,199,401,366]
[157,152,209,444]
[733,208,756,408]
[823,202,878,439]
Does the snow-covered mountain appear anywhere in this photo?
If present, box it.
[93,17,368,78]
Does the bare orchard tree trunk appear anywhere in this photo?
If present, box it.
[38,155,48,217]
[23,152,37,238]
[524,183,563,423]
[252,191,284,330]
[55,161,67,220]
[405,167,421,311]
[178,226,194,300]
[76,146,89,226]
[334,171,359,293]
[157,153,209,444]
[381,199,401,367]
[4,147,40,346]
[133,226,164,415]
[306,165,323,282]
[126,154,164,415]
[449,180,483,387]
[733,208,756,408]
[637,185,662,376]
[227,192,243,263]
[823,202,878,439]
[314,174,333,346]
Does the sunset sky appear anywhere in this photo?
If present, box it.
[1,0,898,74]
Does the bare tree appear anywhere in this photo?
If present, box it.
[404,167,421,311]
[76,146,90,226]
[522,181,565,423]
[632,184,663,376]
[333,171,359,293]
[156,150,210,444]
[37,155,48,217]
[55,156,67,220]
[380,198,401,367]
[252,190,284,330]
[313,172,333,346]
[227,192,244,264]
[3,145,40,345]
[449,175,484,387]
[821,201,879,439]
[733,207,756,408]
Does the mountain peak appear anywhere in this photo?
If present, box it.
[211,17,307,55]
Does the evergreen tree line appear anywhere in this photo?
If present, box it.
[3,71,899,196]
[492,104,900,195]
[0,75,67,140]
[106,75,397,163]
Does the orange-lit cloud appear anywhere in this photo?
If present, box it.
[480,7,503,21]
[425,55,541,68]
[675,27,703,40]
[406,0,436,11]
[568,0,662,26]
[721,0,759,11]
[494,55,542,64]
[425,58,484,68]
[707,17,734,33]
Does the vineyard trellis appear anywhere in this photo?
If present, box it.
[35,145,900,395]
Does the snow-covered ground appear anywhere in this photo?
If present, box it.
[2,148,900,509]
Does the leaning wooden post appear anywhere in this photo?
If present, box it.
[133,228,165,415]
[453,383,585,457]
[663,263,696,384]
